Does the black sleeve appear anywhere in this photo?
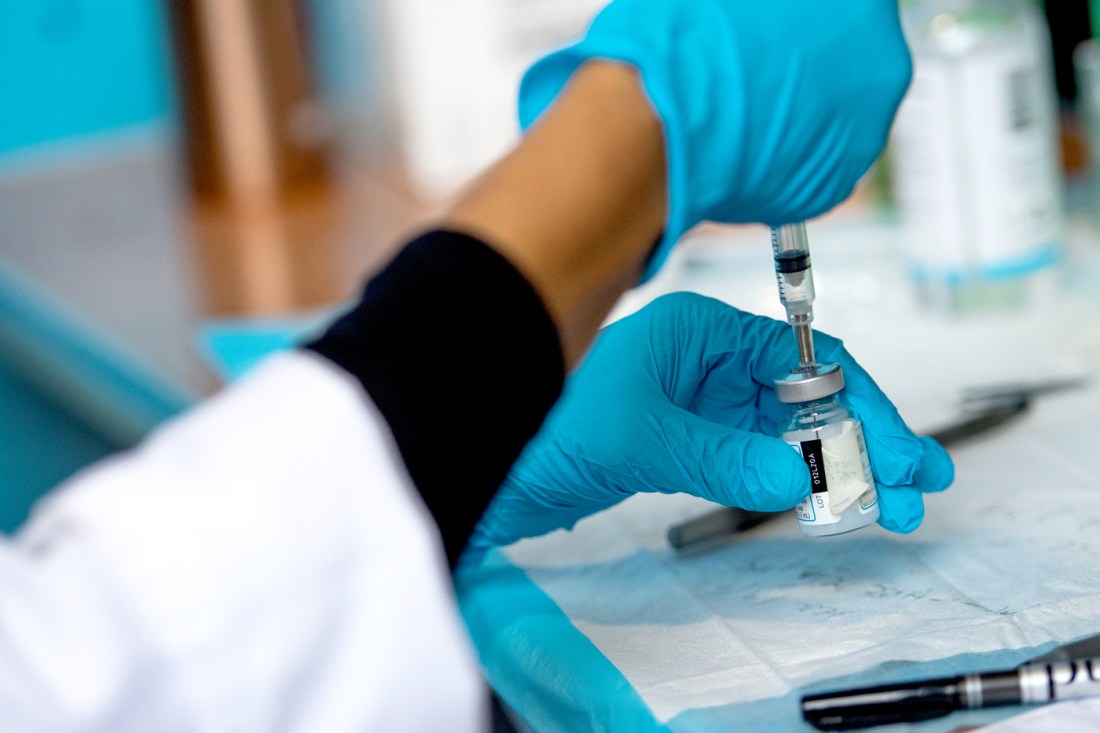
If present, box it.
[306,230,566,568]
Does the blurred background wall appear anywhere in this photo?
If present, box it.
[0,0,175,156]
[0,1,186,531]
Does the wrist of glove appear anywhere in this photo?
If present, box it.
[519,0,911,280]
[464,293,953,564]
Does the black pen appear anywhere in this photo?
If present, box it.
[666,507,775,552]
[801,657,1100,730]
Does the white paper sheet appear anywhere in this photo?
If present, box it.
[503,267,1100,723]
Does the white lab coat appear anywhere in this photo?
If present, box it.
[0,351,488,732]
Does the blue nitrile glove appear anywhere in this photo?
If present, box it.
[465,293,953,559]
[519,0,912,279]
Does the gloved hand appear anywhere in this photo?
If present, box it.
[519,0,912,279]
[465,293,953,560]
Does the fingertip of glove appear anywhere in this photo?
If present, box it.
[916,436,955,492]
[739,438,809,511]
[876,487,924,534]
[869,432,924,486]
[885,514,922,535]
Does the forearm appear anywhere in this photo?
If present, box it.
[444,61,667,368]
[308,63,667,564]
[308,231,565,566]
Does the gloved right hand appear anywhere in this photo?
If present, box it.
[464,293,954,565]
[519,0,912,279]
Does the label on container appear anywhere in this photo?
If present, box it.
[800,439,829,495]
[791,423,877,526]
[890,29,1062,283]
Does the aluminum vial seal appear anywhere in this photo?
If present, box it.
[776,362,879,537]
[774,362,845,404]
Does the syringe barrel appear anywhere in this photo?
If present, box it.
[771,223,815,321]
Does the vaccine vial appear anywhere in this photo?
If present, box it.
[775,363,879,537]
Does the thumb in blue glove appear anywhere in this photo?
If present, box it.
[465,293,953,561]
[520,0,912,280]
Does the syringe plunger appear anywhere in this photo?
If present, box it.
[771,223,817,366]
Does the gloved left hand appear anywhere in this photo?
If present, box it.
[518,0,912,280]
[464,293,954,561]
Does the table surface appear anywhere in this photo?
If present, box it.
[458,214,1100,733]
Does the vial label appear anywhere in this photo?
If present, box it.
[800,439,828,493]
[792,439,840,525]
[853,423,878,514]
[822,422,873,515]
[791,421,878,526]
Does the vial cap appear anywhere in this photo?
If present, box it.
[774,362,845,403]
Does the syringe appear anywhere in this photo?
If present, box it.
[771,222,816,366]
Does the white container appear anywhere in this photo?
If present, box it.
[309,0,605,198]
[891,0,1064,312]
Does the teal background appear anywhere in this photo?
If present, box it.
[0,357,118,532]
[0,0,174,156]
[0,264,194,535]
[0,1,182,530]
